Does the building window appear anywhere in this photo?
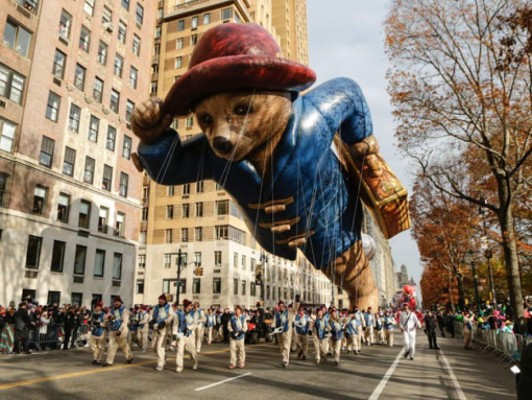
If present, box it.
[3,20,32,57]
[68,103,81,132]
[57,192,70,223]
[125,101,135,123]
[98,207,109,233]
[121,0,130,11]
[163,253,171,268]
[182,184,190,195]
[114,55,124,78]
[215,225,228,240]
[233,278,238,295]
[182,203,190,218]
[242,280,246,295]
[191,16,198,30]
[74,245,87,275]
[191,34,198,46]
[97,41,108,65]
[166,205,174,219]
[79,25,91,52]
[203,13,211,25]
[74,64,86,91]
[71,292,83,306]
[177,20,185,31]
[213,278,221,294]
[115,212,125,237]
[135,3,144,25]
[119,172,128,197]
[216,200,229,215]
[167,186,175,196]
[195,227,202,241]
[0,64,25,105]
[176,38,183,50]
[47,291,61,305]
[32,185,47,214]
[88,115,99,142]
[52,49,66,79]
[59,9,72,40]
[181,228,188,243]
[136,280,144,294]
[26,236,42,269]
[195,202,203,217]
[46,91,60,122]
[132,34,141,56]
[94,249,105,277]
[234,252,239,268]
[251,282,256,297]
[138,254,146,269]
[185,116,193,128]
[102,164,113,191]
[78,199,91,229]
[221,8,233,21]
[194,252,202,266]
[141,207,148,221]
[63,147,76,176]
[110,89,120,113]
[242,255,246,269]
[122,135,132,159]
[106,126,116,151]
[113,253,122,280]
[192,278,201,294]
[93,77,103,103]
[83,157,95,184]
[84,0,95,16]
[175,56,183,69]
[0,119,16,153]
[50,240,66,272]
[214,251,222,266]
[102,6,112,24]
[129,66,138,89]
[39,136,54,168]
[118,20,127,44]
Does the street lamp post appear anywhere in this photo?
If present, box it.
[167,250,183,305]
[258,251,268,306]
[479,202,496,304]
[465,250,481,315]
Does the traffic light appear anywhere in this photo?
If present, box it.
[194,267,203,276]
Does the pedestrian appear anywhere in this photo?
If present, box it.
[400,303,421,360]
[329,308,343,366]
[205,308,215,345]
[423,310,440,350]
[228,305,247,369]
[103,297,133,366]
[63,305,75,350]
[14,303,31,354]
[436,311,446,337]
[172,299,198,373]
[446,311,456,338]
[89,301,107,365]
[137,305,150,352]
[463,310,474,350]
[150,295,174,371]
[221,308,231,344]
[312,308,329,364]
[364,307,375,346]
[0,304,16,354]
[274,300,296,368]
[383,310,395,347]
[293,307,310,360]
[192,302,206,353]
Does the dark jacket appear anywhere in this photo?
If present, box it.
[14,309,31,331]
[424,314,437,331]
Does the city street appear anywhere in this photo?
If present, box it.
[0,333,515,400]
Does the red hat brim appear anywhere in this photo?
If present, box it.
[164,55,316,116]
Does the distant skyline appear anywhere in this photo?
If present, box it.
[307,0,422,287]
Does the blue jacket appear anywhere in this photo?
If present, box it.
[294,314,310,335]
[314,317,328,340]
[229,315,247,340]
[138,78,373,269]
[153,303,171,324]
[90,311,105,337]
[346,317,361,337]
[275,310,290,333]
[330,319,344,341]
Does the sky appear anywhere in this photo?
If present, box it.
[306,0,422,286]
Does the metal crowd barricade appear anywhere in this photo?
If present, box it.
[28,324,62,351]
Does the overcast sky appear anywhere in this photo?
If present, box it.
[307,0,422,286]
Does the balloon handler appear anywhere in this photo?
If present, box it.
[131,23,410,311]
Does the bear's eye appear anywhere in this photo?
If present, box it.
[234,104,252,116]
[199,113,213,125]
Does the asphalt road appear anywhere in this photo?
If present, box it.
[0,332,516,400]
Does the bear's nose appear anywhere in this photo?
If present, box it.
[213,137,233,154]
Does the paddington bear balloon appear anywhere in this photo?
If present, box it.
[131,23,410,310]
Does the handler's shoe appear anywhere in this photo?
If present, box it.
[193,360,198,370]
[409,356,414,360]
[228,364,236,369]
[91,360,99,366]
[302,355,307,360]
[282,361,289,368]
[404,350,410,359]
[126,358,133,364]
[102,363,112,368]
[176,368,183,373]
[315,359,320,365]
[155,365,164,371]
[237,364,245,369]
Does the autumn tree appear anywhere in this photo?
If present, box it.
[386,0,531,318]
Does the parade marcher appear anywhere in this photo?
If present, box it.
[375,311,385,344]
[274,300,297,368]
[329,309,344,366]
[89,301,107,365]
[137,305,150,352]
[383,310,395,347]
[150,295,174,371]
[424,310,440,350]
[364,307,375,346]
[293,307,310,360]
[128,307,140,349]
[205,308,215,345]
[172,299,198,373]
[345,311,362,354]
[228,305,248,369]
[463,310,475,350]
[192,302,206,353]
[104,297,133,366]
[312,308,329,364]
[400,303,421,360]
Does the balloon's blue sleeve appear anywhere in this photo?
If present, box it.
[305,77,373,145]
[136,129,213,185]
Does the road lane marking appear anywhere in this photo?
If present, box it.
[0,346,244,391]
[195,373,252,392]
[368,349,404,400]
[439,349,467,400]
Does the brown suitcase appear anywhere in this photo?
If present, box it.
[333,135,411,239]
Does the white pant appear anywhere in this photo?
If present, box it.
[229,338,245,366]
[106,330,132,365]
[176,333,197,372]
[195,326,204,353]
[89,333,106,362]
[206,326,213,344]
[153,326,169,367]
[403,329,416,357]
